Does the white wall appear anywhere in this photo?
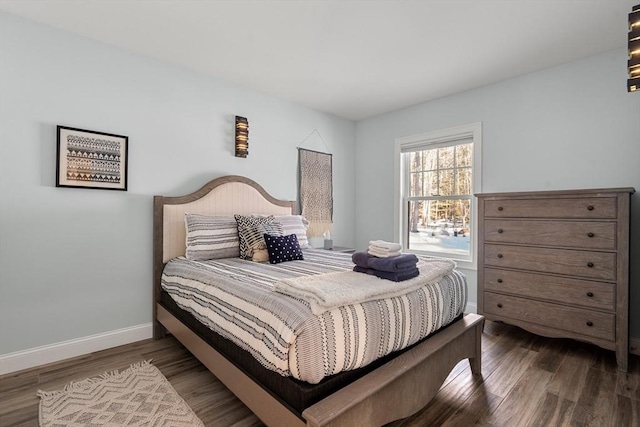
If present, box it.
[355,48,640,337]
[0,12,355,357]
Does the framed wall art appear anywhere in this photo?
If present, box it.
[56,125,128,191]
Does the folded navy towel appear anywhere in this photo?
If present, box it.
[374,268,419,282]
[353,265,371,274]
[353,265,420,282]
[367,253,419,273]
[352,251,376,268]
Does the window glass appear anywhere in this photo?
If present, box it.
[407,199,471,257]
[457,168,472,194]
[456,143,472,167]
[438,169,455,196]
[410,172,423,197]
[439,146,455,169]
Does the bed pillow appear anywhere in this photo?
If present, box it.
[184,214,239,260]
[251,248,270,262]
[234,214,283,259]
[264,233,304,264]
[274,215,311,248]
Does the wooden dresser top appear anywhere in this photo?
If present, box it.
[476,187,635,198]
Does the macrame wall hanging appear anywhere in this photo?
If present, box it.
[297,130,333,238]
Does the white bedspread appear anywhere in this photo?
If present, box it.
[275,257,456,314]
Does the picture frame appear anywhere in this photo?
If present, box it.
[56,126,128,191]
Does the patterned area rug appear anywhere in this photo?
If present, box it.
[38,360,203,426]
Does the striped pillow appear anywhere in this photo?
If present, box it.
[274,215,310,248]
[184,214,240,261]
[234,215,283,259]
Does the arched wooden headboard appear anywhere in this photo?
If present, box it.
[153,175,295,336]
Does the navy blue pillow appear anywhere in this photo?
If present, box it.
[263,233,304,264]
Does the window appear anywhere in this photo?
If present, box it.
[394,123,482,268]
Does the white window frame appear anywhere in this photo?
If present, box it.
[393,122,482,270]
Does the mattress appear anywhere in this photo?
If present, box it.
[161,249,467,384]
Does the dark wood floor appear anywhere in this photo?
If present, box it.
[1,320,638,426]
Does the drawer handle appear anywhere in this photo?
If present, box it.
[497,303,503,308]
[586,321,594,327]
[587,232,595,237]
[497,206,504,211]
[497,278,503,283]
[497,254,504,259]
[587,262,594,268]
[497,229,504,234]
[587,205,594,211]
[587,291,594,297]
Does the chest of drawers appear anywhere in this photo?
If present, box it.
[476,188,634,371]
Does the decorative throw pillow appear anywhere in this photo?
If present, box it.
[247,223,283,253]
[264,233,304,264]
[234,215,282,259]
[184,214,239,261]
[274,215,311,248]
[251,248,270,263]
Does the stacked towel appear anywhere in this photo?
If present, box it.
[352,249,420,282]
[369,240,403,251]
[352,251,376,268]
[368,240,402,258]
[353,265,420,282]
[368,247,401,258]
[369,253,419,272]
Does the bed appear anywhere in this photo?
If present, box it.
[153,175,484,426]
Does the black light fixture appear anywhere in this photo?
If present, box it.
[629,4,640,92]
[235,116,249,157]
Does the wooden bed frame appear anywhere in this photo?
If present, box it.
[153,175,484,427]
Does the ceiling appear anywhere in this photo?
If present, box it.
[0,0,636,121]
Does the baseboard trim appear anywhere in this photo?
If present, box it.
[0,323,153,375]
[465,302,477,314]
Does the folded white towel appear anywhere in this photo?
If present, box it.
[368,247,402,258]
[368,240,402,252]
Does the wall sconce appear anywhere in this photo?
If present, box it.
[235,116,249,157]
[629,4,640,92]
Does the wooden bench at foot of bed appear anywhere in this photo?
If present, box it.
[158,304,484,427]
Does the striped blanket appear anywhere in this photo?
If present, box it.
[161,249,467,384]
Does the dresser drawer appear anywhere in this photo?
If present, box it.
[484,292,615,341]
[484,244,616,280]
[484,220,616,249]
[484,197,617,219]
[483,268,614,311]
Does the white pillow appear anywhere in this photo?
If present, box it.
[274,215,310,248]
